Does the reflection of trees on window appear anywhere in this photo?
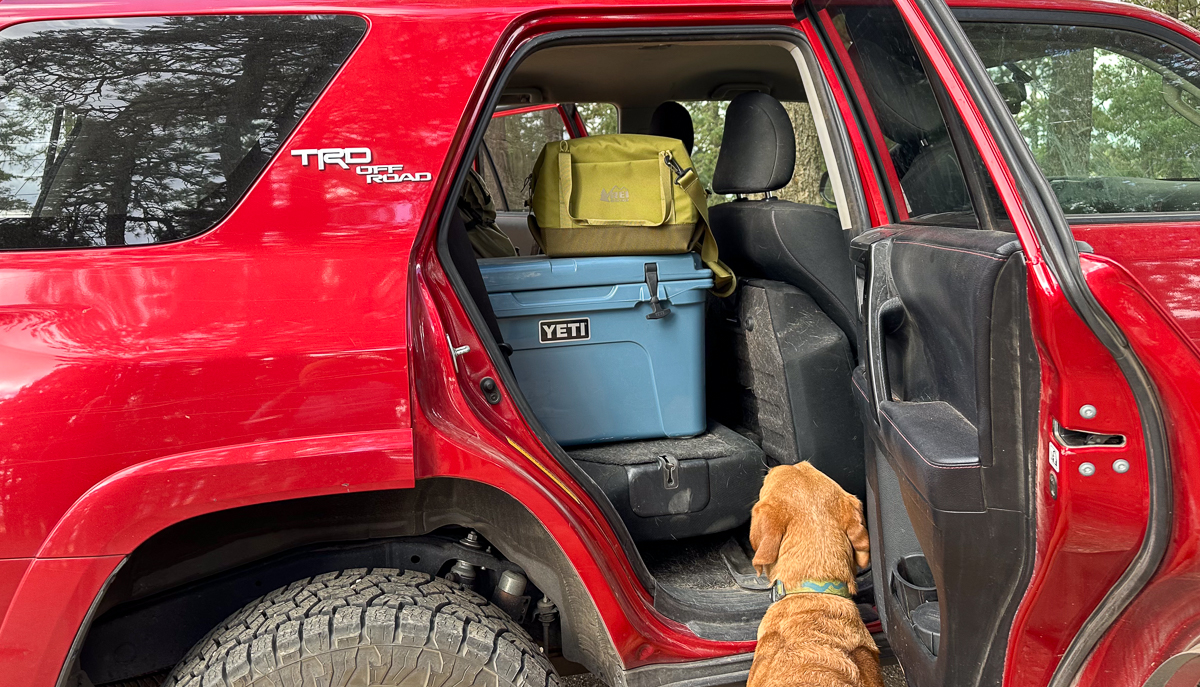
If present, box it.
[967,22,1200,214]
[0,15,365,249]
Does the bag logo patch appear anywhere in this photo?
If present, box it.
[539,318,590,343]
[599,186,630,203]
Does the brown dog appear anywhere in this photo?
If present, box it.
[747,462,883,687]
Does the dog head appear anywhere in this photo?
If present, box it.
[749,462,870,586]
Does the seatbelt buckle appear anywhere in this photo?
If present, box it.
[644,263,671,320]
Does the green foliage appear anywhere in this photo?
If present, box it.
[1091,55,1200,180]
[577,103,618,136]
[1128,0,1200,29]
[978,18,1200,213]
[680,101,728,193]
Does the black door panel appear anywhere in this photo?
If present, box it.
[855,224,1038,687]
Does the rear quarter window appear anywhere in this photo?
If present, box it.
[0,14,366,249]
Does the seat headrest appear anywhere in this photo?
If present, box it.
[854,38,946,144]
[649,101,694,155]
[712,92,795,195]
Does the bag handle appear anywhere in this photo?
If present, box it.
[664,153,736,297]
[557,144,670,227]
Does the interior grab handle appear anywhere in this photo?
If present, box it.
[869,296,906,411]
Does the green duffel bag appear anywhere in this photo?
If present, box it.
[527,134,735,296]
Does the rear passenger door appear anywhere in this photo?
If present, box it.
[802,1,1167,686]
[806,3,1036,685]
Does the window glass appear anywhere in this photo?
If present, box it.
[813,1,978,222]
[480,106,569,211]
[0,15,365,249]
[964,22,1200,215]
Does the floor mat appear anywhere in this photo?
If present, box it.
[639,529,751,590]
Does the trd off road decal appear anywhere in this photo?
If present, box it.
[539,318,590,344]
[290,147,431,185]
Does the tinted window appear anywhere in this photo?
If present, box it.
[965,22,1200,215]
[0,15,365,249]
[814,2,978,222]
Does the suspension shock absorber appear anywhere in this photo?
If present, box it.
[448,530,484,588]
[534,595,558,654]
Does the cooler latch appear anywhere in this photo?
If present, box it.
[658,454,680,489]
[644,263,671,320]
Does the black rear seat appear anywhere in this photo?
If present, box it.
[570,423,766,541]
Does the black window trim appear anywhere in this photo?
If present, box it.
[954,7,1200,226]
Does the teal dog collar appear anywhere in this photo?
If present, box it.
[770,579,853,602]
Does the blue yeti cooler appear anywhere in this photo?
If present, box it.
[478,254,713,446]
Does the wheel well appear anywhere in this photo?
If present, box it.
[76,478,623,686]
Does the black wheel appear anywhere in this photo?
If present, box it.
[162,568,559,687]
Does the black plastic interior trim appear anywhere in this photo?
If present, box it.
[432,24,866,603]
[918,2,1174,685]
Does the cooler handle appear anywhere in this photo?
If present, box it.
[644,263,671,320]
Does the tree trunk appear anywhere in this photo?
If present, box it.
[1045,47,1094,178]
[777,102,826,206]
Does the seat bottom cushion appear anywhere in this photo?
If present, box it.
[570,423,766,541]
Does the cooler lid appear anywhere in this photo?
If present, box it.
[477,254,711,293]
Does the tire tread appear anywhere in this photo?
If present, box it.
[161,569,558,687]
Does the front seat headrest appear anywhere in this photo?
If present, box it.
[649,101,694,155]
[712,92,795,195]
[854,38,946,144]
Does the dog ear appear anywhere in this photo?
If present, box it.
[842,495,871,572]
[750,501,787,576]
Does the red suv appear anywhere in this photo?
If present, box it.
[0,1,1198,687]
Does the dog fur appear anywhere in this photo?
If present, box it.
[747,462,883,687]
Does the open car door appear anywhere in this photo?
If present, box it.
[799,0,1198,685]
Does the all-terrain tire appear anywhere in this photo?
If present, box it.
[161,568,559,687]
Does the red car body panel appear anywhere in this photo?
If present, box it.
[1072,255,1200,686]
[0,0,1193,684]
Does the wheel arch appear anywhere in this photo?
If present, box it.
[71,478,623,687]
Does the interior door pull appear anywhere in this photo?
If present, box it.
[869,296,906,410]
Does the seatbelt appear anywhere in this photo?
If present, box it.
[664,152,737,297]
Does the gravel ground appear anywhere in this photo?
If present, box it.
[561,662,906,687]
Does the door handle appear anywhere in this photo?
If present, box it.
[869,296,906,412]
